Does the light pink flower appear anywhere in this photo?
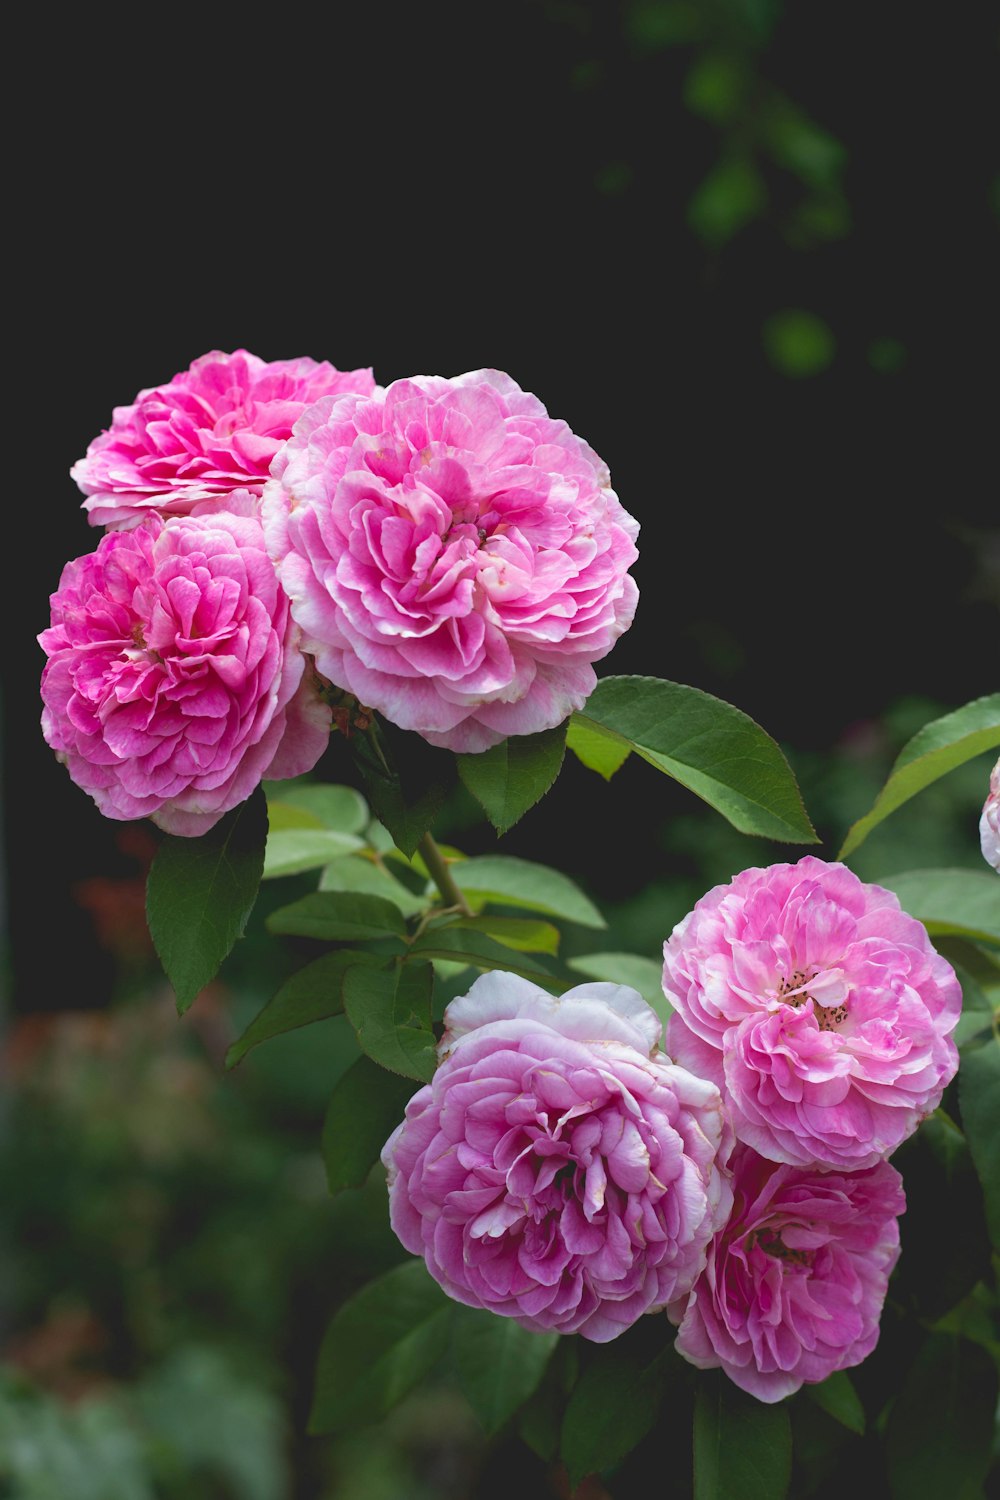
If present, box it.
[262,370,639,752]
[39,494,331,835]
[382,972,732,1342]
[980,758,1000,872]
[662,856,960,1172]
[669,1143,904,1402]
[71,349,376,529]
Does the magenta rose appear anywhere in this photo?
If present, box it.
[382,972,732,1342]
[71,348,376,529]
[980,758,1000,872]
[39,494,331,835]
[262,370,639,752]
[662,856,961,1172]
[669,1142,904,1402]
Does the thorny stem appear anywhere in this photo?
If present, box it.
[418,832,472,917]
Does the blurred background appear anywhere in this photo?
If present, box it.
[4,1,998,1495]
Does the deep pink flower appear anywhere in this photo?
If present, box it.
[980,758,1000,872]
[662,856,960,1172]
[669,1143,904,1402]
[262,370,639,752]
[39,495,331,835]
[382,973,732,1342]
[71,349,376,529]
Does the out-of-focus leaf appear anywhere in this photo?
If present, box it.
[565,717,632,780]
[343,961,437,1082]
[265,782,369,833]
[147,787,267,1014]
[226,949,378,1067]
[450,1307,558,1437]
[408,926,561,986]
[445,915,561,955]
[688,157,765,246]
[762,309,835,378]
[266,891,408,942]
[561,1348,672,1489]
[693,1372,791,1500]
[262,828,363,879]
[309,1261,454,1434]
[958,1036,1000,1248]
[322,1055,419,1194]
[573,676,817,843]
[805,1370,865,1434]
[566,952,670,1022]
[884,1334,998,1499]
[319,854,427,917]
[456,725,566,834]
[879,868,1000,945]
[684,52,744,123]
[838,696,1000,857]
[448,855,606,928]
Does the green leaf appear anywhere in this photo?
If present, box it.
[343,962,437,1082]
[350,716,455,857]
[309,1260,454,1434]
[958,1037,1000,1249]
[838,695,1000,857]
[226,950,377,1067]
[407,926,561,986]
[456,725,567,834]
[572,676,818,843]
[762,309,836,377]
[688,156,765,246]
[146,787,268,1014]
[805,1370,865,1434]
[262,827,363,879]
[566,952,669,1020]
[319,854,427,917]
[565,717,632,780]
[448,855,606,929]
[952,960,996,1049]
[322,1055,419,1194]
[560,1348,671,1489]
[450,1307,558,1437]
[265,781,369,833]
[445,915,561,955]
[878,868,1000,945]
[693,1373,792,1500]
[266,891,408,942]
[884,1334,998,1499]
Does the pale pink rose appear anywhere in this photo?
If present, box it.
[662,856,960,1172]
[669,1143,904,1402]
[980,758,1000,872]
[72,349,376,529]
[262,370,639,752]
[382,972,732,1342]
[39,494,331,835]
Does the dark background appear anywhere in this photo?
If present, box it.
[6,0,998,1013]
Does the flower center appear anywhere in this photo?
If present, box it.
[775,968,848,1031]
[750,1226,812,1268]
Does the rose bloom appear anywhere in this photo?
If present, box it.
[262,370,639,752]
[39,494,330,835]
[980,757,1000,872]
[381,972,732,1342]
[669,1143,904,1402]
[71,348,376,529]
[662,856,960,1172]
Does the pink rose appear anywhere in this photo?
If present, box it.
[980,758,1000,872]
[262,370,639,752]
[382,972,732,1342]
[669,1142,904,1402]
[39,495,331,835]
[662,856,960,1172]
[71,349,376,529]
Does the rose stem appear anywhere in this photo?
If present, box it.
[418,832,472,917]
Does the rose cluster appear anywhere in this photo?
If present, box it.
[383,856,962,1405]
[42,350,640,829]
